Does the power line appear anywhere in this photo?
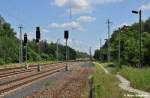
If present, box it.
[0,8,35,30]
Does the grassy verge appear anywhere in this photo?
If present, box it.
[120,66,150,92]
[93,62,128,98]
[103,62,150,92]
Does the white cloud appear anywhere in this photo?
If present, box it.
[116,22,132,28]
[53,0,91,15]
[41,28,49,33]
[27,31,35,40]
[91,0,124,5]
[139,3,150,11]
[70,0,92,14]
[49,21,83,31]
[49,15,95,31]
[77,16,96,23]
[54,0,68,7]
[53,0,125,14]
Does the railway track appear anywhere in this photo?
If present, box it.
[0,62,63,78]
[0,61,83,96]
[0,61,63,72]
[0,63,66,95]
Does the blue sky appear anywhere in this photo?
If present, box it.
[0,0,150,54]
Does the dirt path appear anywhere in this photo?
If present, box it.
[96,63,150,98]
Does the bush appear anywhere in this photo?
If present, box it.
[0,58,5,65]
[41,53,49,60]
[107,63,116,67]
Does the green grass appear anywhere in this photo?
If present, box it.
[103,62,150,93]
[93,62,130,98]
[120,66,150,92]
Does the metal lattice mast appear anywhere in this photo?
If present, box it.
[18,25,23,64]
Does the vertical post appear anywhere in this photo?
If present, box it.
[56,39,59,61]
[36,27,41,71]
[25,45,28,69]
[89,47,92,61]
[64,30,69,71]
[23,33,28,69]
[99,38,102,61]
[118,29,121,68]
[132,10,143,67]
[37,42,41,71]
[139,10,142,67]
[65,39,68,71]
[106,19,112,62]
[18,25,23,64]
[88,76,94,98]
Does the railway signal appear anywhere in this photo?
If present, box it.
[23,33,27,46]
[23,33,28,69]
[36,27,41,71]
[64,30,69,39]
[36,27,40,43]
[64,30,69,71]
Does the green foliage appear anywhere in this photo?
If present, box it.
[93,49,100,60]
[0,15,79,65]
[76,51,89,59]
[94,18,150,66]
[0,58,5,65]
[0,15,19,64]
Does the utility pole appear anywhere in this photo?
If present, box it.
[89,47,92,61]
[68,0,72,60]
[99,38,102,61]
[139,10,142,67]
[106,19,112,62]
[132,10,142,67]
[18,25,23,64]
[118,29,121,68]
[56,39,60,61]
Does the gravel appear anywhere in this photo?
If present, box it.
[3,69,68,98]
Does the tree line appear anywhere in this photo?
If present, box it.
[0,15,87,65]
[94,18,150,66]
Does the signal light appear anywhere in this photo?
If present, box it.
[64,30,69,39]
[36,27,40,42]
[23,33,27,46]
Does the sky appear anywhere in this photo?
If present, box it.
[0,0,150,54]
